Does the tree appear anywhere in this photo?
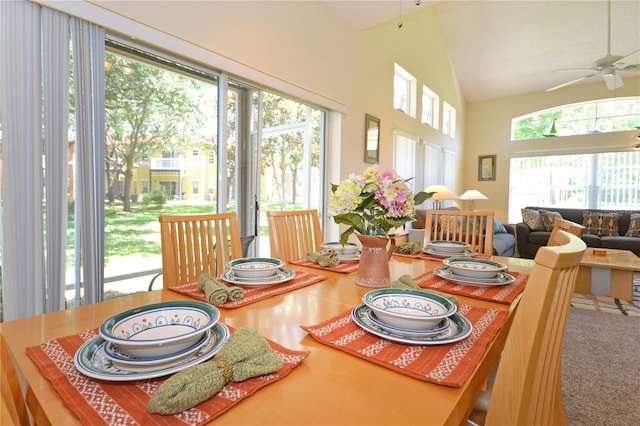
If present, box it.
[104,52,207,211]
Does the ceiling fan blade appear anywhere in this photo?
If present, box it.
[546,74,596,92]
[603,72,623,90]
[613,49,640,70]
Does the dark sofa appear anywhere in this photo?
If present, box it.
[407,208,517,257]
[516,207,640,259]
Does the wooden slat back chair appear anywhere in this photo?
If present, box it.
[156,213,243,289]
[266,209,323,261]
[469,230,586,426]
[423,210,495,255]
[548,217,585,247]
[1,329,29,426]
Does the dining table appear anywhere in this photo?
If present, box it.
[0,254,535,426]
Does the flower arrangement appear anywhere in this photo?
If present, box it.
[328,165,432,244]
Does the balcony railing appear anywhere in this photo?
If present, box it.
[150,158,182,170]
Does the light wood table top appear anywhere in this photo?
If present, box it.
[1,255,533,426]
[580,247,640,270]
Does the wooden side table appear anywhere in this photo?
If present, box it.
[576,248,640,300]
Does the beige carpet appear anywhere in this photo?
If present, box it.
[571,293,640,317]
[562,307,640,425]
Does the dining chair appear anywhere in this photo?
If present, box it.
[548,217,585,246]
[423,210,495,255]
[1,330,29,426]
[266,209,323,261]
[467,230,586,425]
[150,212,243,290]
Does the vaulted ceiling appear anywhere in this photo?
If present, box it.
[322,0,640,102]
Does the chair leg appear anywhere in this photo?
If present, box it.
[147,272,162,291]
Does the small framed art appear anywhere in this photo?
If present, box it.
[364,114,380,164]
[478,155,496,181]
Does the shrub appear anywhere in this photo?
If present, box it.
[142,188,168,207]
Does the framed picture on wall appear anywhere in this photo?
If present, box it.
[364,114,380,164]
[478,155,496,181]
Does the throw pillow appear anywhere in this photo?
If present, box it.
[521,208,545,231]
[540,210,563,231]
[494,218,508,234]
[582,212,619,236]
[625,213,640,237]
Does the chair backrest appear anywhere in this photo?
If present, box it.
[1,329,29,426]
[423,210,495,255]
[548,217,585,247]
[484,231,586,425]
[266,209,323,261]
[158,212,243,288]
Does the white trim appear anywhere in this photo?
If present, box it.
[30,0,347,113]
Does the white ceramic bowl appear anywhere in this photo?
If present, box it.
[99,301,219,359]
[429,240,470,254]
[362,289,457,330]
[443,258,508,279]
[227,257,285,278]
[321,242,360,256]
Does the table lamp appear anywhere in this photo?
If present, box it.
[424,185,459,209]
[459,189,488,211]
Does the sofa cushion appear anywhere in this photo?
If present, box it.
[582,212,619,236]
[625,213,640,237]
[540,209,563,231]
[528,231,551,245]
[493,218,507,234]
[601,236,639,251]
[521,208,545,231]
[580,233,602,248]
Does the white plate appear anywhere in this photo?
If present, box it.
[352,304,472,345]
[434,266,516,287]
[103,329,209,367]
[424,248,478,258]
[220,267,295,287]
[338,253,360,263]
[74,323,228,381]
[366,310,451,338]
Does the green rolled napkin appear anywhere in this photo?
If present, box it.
[226,285,245,302]
[198,273,228,305]
[390,274,460,308]
[305,249,340,267]
[148,327,284,415]
[394,241,423,255]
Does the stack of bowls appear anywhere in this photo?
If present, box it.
[80,300,226,378]
[222,257,294,286]
[352,288,472,345]
[424,240,472,258]
[435,258,515,287]
[321,242,361,262]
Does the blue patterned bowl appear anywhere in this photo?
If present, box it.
[362,289,457,330]
[99,301,219,358]
[227,257,285,278]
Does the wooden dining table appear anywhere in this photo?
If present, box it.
[1,254,534,426]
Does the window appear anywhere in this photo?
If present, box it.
[442,102,456,137]
[192,181,199,194]
[192,149,199,157]
[421,85,439,129]
[393,63,416,117]
[508,151,640,222]
[512,97,640,140]
[393,131,417,183]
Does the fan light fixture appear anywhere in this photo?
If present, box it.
[543,119,558,137]
[424,185,459,209]
[459,190,488,211]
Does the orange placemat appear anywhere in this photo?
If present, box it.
[393,252,491,261]
[289,258,359,273]
[301,304,508,388]
[169,271,327,308]
[26,326,309,426]
[413,269,528,304]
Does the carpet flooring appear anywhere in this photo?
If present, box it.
[562,306,640,425]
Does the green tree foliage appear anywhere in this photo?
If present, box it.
[104,52,208,211]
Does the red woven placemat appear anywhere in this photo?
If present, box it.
[26,326,309,426]
[413,269,528,304]
[169,271,327,308]
[301,304,508,388]
[289,258,359,273]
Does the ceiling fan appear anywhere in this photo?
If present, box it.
[546,0,640,92]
